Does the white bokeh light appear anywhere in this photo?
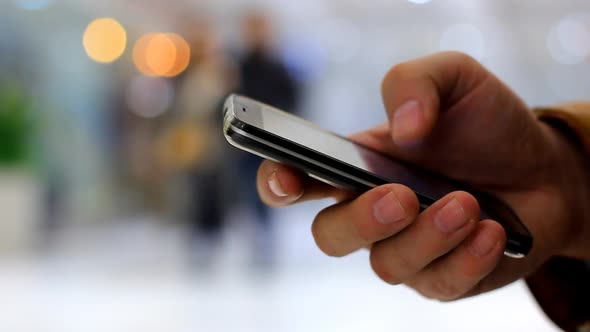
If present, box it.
[407,0,433,4]
[126,76,174,118]
[558,19,590,57]
[547,13,590,65]
[439,23,485,60]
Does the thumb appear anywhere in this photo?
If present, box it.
[381,51,487,148]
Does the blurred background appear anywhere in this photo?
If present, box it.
[1,0,589,331]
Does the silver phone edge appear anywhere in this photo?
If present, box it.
[225,124,371,191]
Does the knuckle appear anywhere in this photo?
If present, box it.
[370,248,402,285]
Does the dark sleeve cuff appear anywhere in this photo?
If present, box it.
[525,257,590,331]
[535,106,590,156]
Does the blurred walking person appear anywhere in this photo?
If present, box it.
[158,23,237,268]
[235,11,301,267]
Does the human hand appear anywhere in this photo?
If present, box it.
[256,52,590,300]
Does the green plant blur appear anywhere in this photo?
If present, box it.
[0,83,31,167]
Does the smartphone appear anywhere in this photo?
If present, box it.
[222,94,532,258]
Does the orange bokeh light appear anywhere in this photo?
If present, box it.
[146,34,177,76]
[132,33,156,76]
[132,33,191,77]
[165,33,191,77]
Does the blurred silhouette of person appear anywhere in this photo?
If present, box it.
[235,11,301,266]
[157,22,237,267]
[238,12,299,112]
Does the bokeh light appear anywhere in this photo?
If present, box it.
[547,13,590,65]
[133,33,191,77]
[82,18,127,63]
[156,122,206,170]
[145,34,177,76]
[132,33,157,76]
[407,0,432,4]
[126,76,174,118]
[439,23,485,60]
[165,33,191,77]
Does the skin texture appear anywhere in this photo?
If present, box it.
[256,52,590,301]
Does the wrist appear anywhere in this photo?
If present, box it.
[540,120,590,259]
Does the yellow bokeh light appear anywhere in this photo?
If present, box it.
[133,33,191,77]
[83,17,127,63]
[146,34,177,76]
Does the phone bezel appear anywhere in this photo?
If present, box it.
[223,94,532,258]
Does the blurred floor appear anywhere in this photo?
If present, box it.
[0,203,558,332]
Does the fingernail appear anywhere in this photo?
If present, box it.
[434,198,468,233]
[373,190,407,225]
[392,100,424,146]
[268,171,288,197]
[468,229,498,257]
